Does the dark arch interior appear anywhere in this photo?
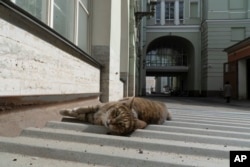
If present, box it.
[145,36,194,96]
[147,36,193,53]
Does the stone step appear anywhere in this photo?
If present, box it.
[19,126,242,159]
[173,113,250,123]
[0,107,249,167]
[44,121,250,148]
[145,125,250,139]
[0,152,105,167]
[164,120,250,133]
[172,117,250,127]
[0,133,228,167]
[172,109,250,121]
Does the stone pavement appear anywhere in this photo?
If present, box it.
[0,96,249,167]
[150,96,250,111]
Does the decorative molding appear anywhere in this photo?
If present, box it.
[205,19,250,25]
[146,25,200,32]
[146,66,189,72]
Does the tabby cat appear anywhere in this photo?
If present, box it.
[60,97,171,135]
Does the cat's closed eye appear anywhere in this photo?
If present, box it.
[118,122,124,126]
[112,110,120,118]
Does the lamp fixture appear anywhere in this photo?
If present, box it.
[135,0,157,25]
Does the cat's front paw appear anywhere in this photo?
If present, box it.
[59,109,78,117]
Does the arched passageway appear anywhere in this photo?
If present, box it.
[145,36,194,96]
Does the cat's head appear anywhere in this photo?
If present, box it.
[104,99,146,135]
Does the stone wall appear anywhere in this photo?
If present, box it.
[0,19,100,96]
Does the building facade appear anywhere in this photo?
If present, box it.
[139,0,250,97]
[224,37,250,100]
[0,0,137,105]
[1,0,250,105]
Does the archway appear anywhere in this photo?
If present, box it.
[145,36,194,96]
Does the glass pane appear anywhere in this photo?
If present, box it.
[53,0,75,42]
[165,2,169,19]
[80,0,88,9]
[147,48,187,67]
[78,5,88,52]
[156,2,160,23]
[179,1,184,19]
[12,0,48,24]
[170,2,174,19]
[165,2,174,20]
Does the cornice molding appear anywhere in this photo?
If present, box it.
[146,25,200,32]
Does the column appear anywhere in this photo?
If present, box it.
[160,0,165,25]
[174,0,180,25]
[155,77,162,93]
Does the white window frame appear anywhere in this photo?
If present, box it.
[47,0,54,27]
[74,1,80,45]
[155,0,184,25]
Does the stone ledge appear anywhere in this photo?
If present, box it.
[0,93,101,111]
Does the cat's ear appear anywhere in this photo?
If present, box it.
[135,119,147,129]
[127,97,135,110]
[119,97,135,110]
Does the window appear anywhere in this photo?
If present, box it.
[78,1,89,52]
[179,1,184,21]
[53,0,75,43]
[190,1,199,18]
[11,0,48,24]
[165,1,175,23]
[80,0,88,7]
[10,0,90,53]
[165,1,184,24]
[155,2,161,24]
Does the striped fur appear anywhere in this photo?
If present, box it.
[60,97,171,135]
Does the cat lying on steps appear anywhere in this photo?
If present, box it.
[60,97,171,136]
